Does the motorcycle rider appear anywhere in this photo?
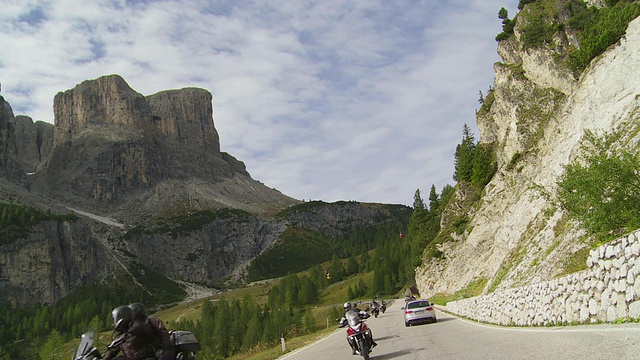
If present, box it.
[102,305,162,360]
[129,303,175,360]
[370,299,380,315]
[339,302,378,355]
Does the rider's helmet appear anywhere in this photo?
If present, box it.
[112,305,134,332]
[129,302,148,321]
[343,302,352,311]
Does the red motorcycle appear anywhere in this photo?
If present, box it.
[339,310,374,359]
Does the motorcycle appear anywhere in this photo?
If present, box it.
[380,301,386,314]
[72,329,201,360]
[339,310,374,360]
[370,303,380,318]
[72,330,125,360]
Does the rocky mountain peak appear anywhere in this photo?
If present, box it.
[147,87,220,153]
[53,75,221,156]
[53,75,149,145]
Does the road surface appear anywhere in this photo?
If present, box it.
[280,300,640,360]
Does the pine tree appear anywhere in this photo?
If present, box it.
[213,299,231,357]
[346,255,359,275]
[412,189,425,210]
[39,329,64,360]
[329,254,344,282]
[428,185,439,212]
[471,143,496,187]
[454,124,476,182]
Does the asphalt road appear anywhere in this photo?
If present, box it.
[279,300,640,360]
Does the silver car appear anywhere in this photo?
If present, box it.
[404,299,437,326]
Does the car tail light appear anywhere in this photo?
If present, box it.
[426,307,433,311]
[405,310,413,314]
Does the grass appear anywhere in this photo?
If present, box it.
[228,327,339,360]
[428,277,488,305]
[318,271,374,305]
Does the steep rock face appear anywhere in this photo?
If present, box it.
[0,219,108,305]
[146,88,220,153]
[0,97,21,181]
[122,216,287,285]
[417,13,640,297]
[285,201,394,236]
[13,116,54,173]
[0,98,54,181]
[53,75,151,145]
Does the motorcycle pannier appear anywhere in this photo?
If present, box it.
[170,330,201,353]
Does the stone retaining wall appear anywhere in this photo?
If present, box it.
[445,230,640,326]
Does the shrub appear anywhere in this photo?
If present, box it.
[557,132,640,240]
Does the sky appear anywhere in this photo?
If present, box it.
[0,0,519,207]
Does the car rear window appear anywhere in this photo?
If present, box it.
[407,301,430,309]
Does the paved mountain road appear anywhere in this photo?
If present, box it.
[280,301,640,360]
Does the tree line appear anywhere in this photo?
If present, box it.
[0,203,77,245]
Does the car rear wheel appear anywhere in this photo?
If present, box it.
[405,322,409,327]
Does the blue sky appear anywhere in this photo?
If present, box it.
[0,0,519,206]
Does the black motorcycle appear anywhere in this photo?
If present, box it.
[380,301,386,314]
[72,329,201,360]
[370,303,380,318]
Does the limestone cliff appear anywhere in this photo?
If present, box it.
[416,4,640,297]
[0,97,53,182]
[30,74,286,217]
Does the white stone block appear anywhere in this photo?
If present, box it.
[632,242,640,256]
[627,287,634,302]
[621,263,629,278]
[589,299,599,315]
[580,304,590,322]
[606,245,615,259]
[607,306,618,322]
[595,267,603,279]
[616,297,628,319]
[630,300,640,319]
[611,268,619,281]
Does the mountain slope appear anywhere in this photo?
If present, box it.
[416,1,640,297]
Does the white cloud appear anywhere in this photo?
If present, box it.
[0,0,520,206]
